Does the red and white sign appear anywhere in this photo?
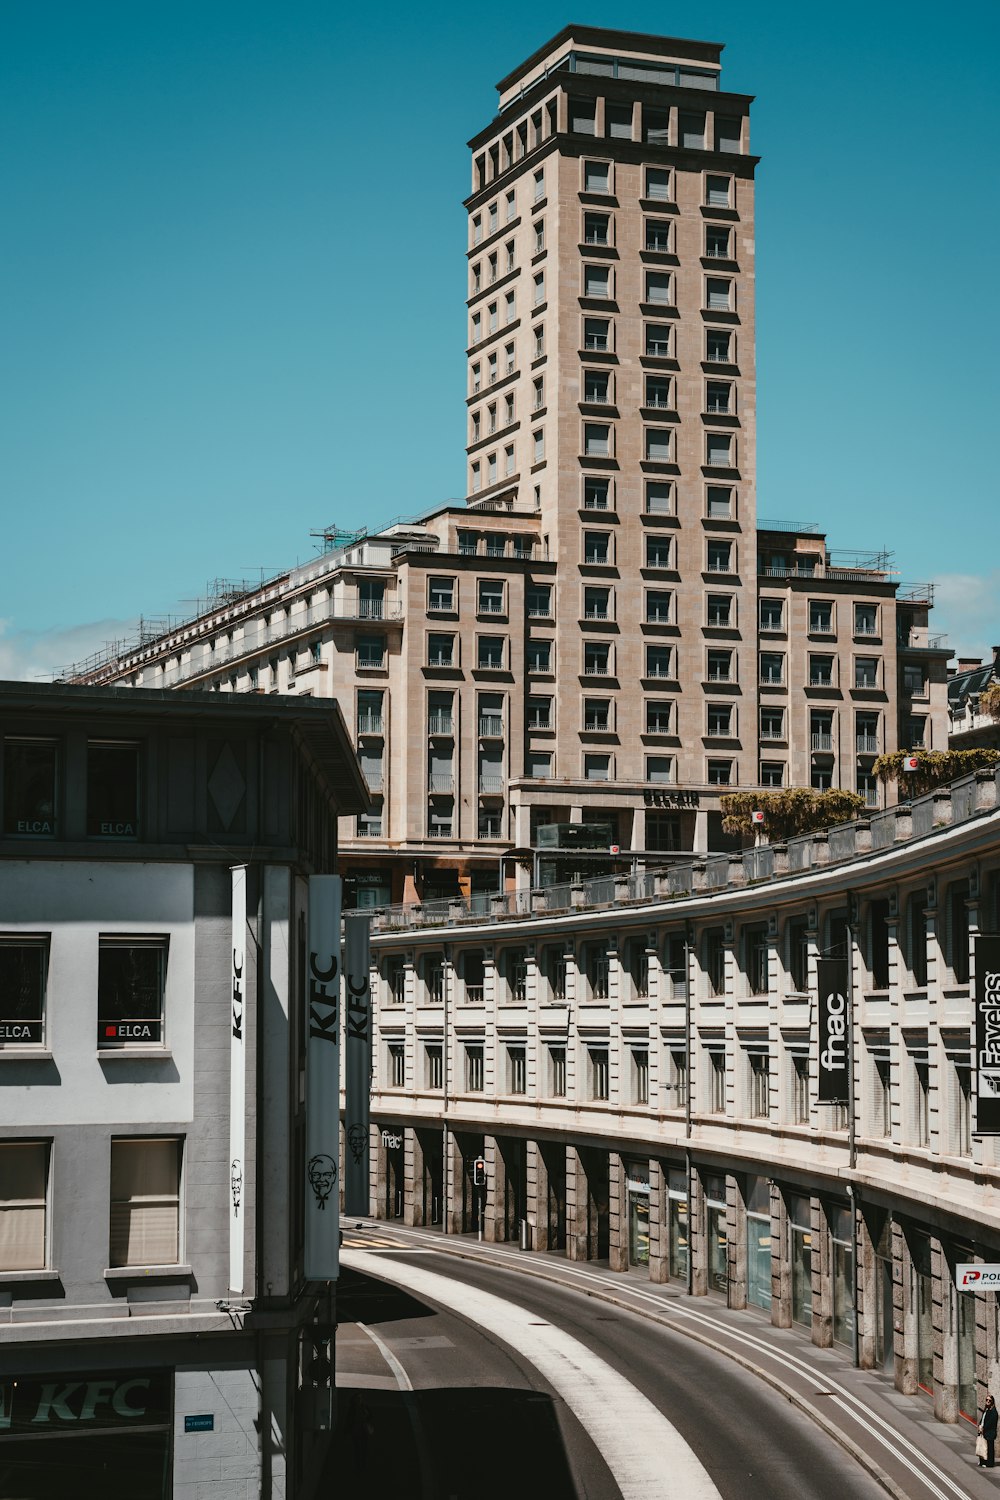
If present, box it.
[903,755,920,772]
[956,1264,1000,1289]
[751,810,765,825]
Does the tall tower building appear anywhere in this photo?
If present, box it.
[464,27,758,828]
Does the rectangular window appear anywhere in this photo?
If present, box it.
[707,703,733,736]
[646,591,672,623]
[584,587,610,620]
[0,938,48,1046]
[526,586,552,619]
[428,577,455,612]
[0,1141,48,1270]
[583,265,610,298]
[716,116,742,153]
[607,101,632,139]
[87,742,140,838]
[707,649,733,682]
[808,601,833,632]
[792,1055,809,1124]
[748,1052,769,1117]
[584,532,610,565]
[109,1137,181,1267]
[387,1041,405,1087]
[706,381,732,415]
[584,423,610,457]
[759,598,784,631]
[3,739,58,838]
[708,1051,726,1112]
[427,633,455,668]
[680,110,705,149]
[646,644,672,678]
[645,167,670,200]
[583,211,609,245]
[707,539,733,572]
[466,1045,484,1092]
[508,1046,526,1094]
[645,323,671,357]
[646,537,672,569]
[549,1045,566,1097]
[645,375,671,409]
[590,1047,610,1101]
[644,106,670,145]
[645,220,671,253]
[760,652,784,684]
[583,318,609,351]
[478,580,505,615]
[855,657,879,688]
[98,938,167,1048]
[527,751,552,779]
[426,1044,443,1090]
[855,604,878,636]
[645,271,671,304]
[527,638,552,673]
[705,224,731,258]
[646,757,674,785]
[645,428,672,462]
[646,482,672,515]
[584,476,610,509]
[706,328,732,362]
[706,174,731,207]
[707,594,732,627]
[760,763,784,788]
[583,160,610,193]
[707,759,733,785]
[584,753,610,781]
[706,434,733,468]
[810,655,834,687]
[477,636,504,670]
[646,701,673,734]
[760,706,785,740]
[706,277,731,311]
[584,642,610,676]
[584,369,610,403]
[632,1049,649,1105]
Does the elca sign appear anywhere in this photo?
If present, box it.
[956,1264,1000,1290]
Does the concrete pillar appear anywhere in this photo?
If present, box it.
[373,1125,388,1222]
[649,1159,668,1283]
[444,1128,464,1236]
[485,1135,507,1243]
[631,807,646,852]
[694,808,709,853]
[609,1153,628,1273]
[528,1140,549,1251]
[407,1129,424,1228]
[566,1146,588,1261]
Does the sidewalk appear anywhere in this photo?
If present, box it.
[349,1224,993,1500]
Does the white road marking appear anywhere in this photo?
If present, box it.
[344,1248,720,1500]
[358,1320,413,1391]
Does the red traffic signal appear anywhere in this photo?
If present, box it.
[473,1156,487,1187]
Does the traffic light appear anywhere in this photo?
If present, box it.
[473,1156,487,1188]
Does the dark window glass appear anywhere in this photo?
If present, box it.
[3,739,58,837]
[98,941,166,1046]
[0,941,47,1044]
[87,742,140,838]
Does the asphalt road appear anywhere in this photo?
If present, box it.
[329,1234,886,1500]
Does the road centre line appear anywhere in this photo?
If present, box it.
[344,1248,721,1500]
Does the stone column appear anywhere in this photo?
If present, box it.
[404,1126,420,1227]
[609,1153,628,1273]
[444,1128,465,1236]
[485,1135,507,1243]
[527,1139,548,1250]
[648,1158,668,1283]
[566,1145,588,1261]
[373,1124,388,1222]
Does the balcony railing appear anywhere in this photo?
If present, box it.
[478,776,504,794]
[364,772,384,792]
[527,717,552,731]
[428,774,454,794]
[479,600,505,614]
[811,733,833,752]
[856,736,879,754]
[584,607,609,620]
[479,716,503,737]
[357,654,386,670]
[356,823,383,838]
[357,714,384,734]
[584,719,609,732]
[428,714,453,735]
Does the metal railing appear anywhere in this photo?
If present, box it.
[428,715,453,735]
[811,733,833,751]
[478,776,504,794]
[428,775,454,794]
[367,768,1000,935]
[856,736,879,753]
[357,714,384,734]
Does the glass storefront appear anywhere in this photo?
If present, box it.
[745,1175,772,1312]
[788,1193,813,1327]
[626,1160,650,1267]
[0,1371,171,1499]
[828,1203,854,1347]
[704,1173,728,1295]
[667,1167,688,1281]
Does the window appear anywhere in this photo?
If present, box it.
[707,594,732,627]
[645,220,671,252]
[471,362,481,394]
[532,377,543,409]
[809,601,833,633]
[645,375,671,409]
[632,1049,649,1106]
[645,536,672,569]
[385,1041,405,1088]
[680,110,705,149]
[645,323,671,356]
[716,116,742,153]
[471,312,482,343]
[110,1137,181,1267]
[646,757,674,785]
[644,106,670,145]
[466,1044,484,1092]
[470,462,481,493]
[646,482,673,515]
[488,302,498,333]
[0,938,48,1045]
[533,168,544,201]
[706,174,731,207]
[506,240,516,273]
[527,696,552,730]
[583,369,610,403]
[903,664,926,697]
[478,580,505,616]
[646,428,672,462]
[357,634,385,669]
[424,1044,443,1090]
[792,1055,809,1124]
[534,324,545,357]
[707,539,733,572]
[533,272,545,306]
[760,706,785,740]
[646,591,672,623]
[472,214,482,245]
[504,292,515,325]
[810,655,834,686]
[485,533,505,557]
[428,577,455,612]
[505,1045,526,1095]
[590,1047,610,1101]
[707,649,732,682]
[533,430,545,463]
[650,642,671,678]
[583,318,609,351]
[645,167,670,200]
[708,1050,726,1112]
[707,759,733,785]
[4,739,58,838]
[855,657,879,689]
[505,189,516,221]
[705,224,731,258]
[584,586,610,620]
[583,160,610,193]
[584,476,610,509]
[477,636,504,670]
[760,762,785,787]
[748,1052,769,1117]
[0,1141,48,1270]
[584,641,611,676]
[855,604,878,637]
[646,701,673,734]
[85,741,141,839]
[707,703,733,736]
[427,634,455,669]
[745,927,769,995]
[583,211,608,245]
[584,697,610,732]
[504,445,515,476]
[706,328,732,362]
[527,751,552,779]
[907,893,928,987]
[760,652,784,685]
[584,753,610,781]
[645,271,671,304]
[487,452,497,485]
[584,423,610,457]
[706,381,732,415]
[856,712,879,754]
[706,434,733,469]
[584,532,610,565]
[606,100,632,139]
[527,638,552,673]
[759,598,784,631]
[98,939,167,1048]
[549,1045,567,1097]
[706,277,731,311]
[583,265,610,299]
[526,585,552,619]
[488,202,498,234]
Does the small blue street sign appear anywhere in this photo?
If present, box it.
[184,1414,215,1433]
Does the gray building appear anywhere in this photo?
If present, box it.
[0,682,367,1499]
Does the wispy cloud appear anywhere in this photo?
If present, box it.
[932,573,1000,666]
[0,618,138,684]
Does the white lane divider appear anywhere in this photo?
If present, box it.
[359,1321,413,1391]
[343,1248,721,1500]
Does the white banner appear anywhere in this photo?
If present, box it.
[956,1263,1000,1290]
[229,866,247,1293]
[306,876,341,1280]
[343,914,372,1217]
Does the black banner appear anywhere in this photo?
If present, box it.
[975,936,1000,1136]
[816,958,850,1104]
[0,1371,170,1435]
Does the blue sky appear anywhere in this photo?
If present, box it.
[1,0,998,679]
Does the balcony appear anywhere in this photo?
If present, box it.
[428,774,454,794]
[584,607,609,621]
[357,713,384,735]
[357,653,386,670]
[811,733,834,752]
[584,718,609,732]
[478,600,505,615]
[356,823,383,839]
[364,771,384,792]
[479,716,504,737]
[809,676,833,688]
[856,735,879,754]
[428,714,454,735]
[478,775,505,795]
[527,717,552,731]
[464,985,485,1005]
[527,602,552,619]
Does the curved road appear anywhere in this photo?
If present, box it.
[330,1228,887,1500]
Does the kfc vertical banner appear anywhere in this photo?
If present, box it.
[816,957,850,1104]
[975,935,1000,1136]
[229,866,247,1293]
[343,913,372,1217]
[306,876,341,1279]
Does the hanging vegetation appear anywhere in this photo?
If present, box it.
[979,682,1000,722]
[720,787,866,843]
[872,747,1000,798]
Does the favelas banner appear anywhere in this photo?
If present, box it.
[343,913,372,1217]
[306,876,341,1279]
[816,957,850,1104]
[975,936,1000,1136]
